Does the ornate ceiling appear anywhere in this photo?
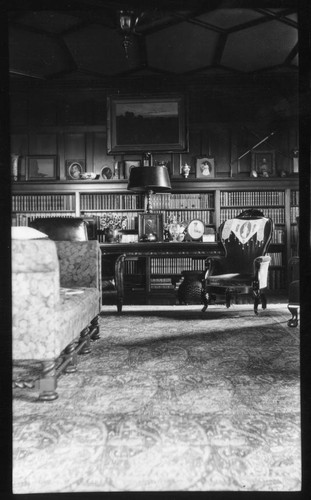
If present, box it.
[8,0,298,82]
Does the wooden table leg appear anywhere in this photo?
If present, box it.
[115,254,125,313]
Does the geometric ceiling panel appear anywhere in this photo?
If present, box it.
[14,10,80,34]
[146,22,219,73]
[64,25,141,76]
[195,8,264,29]
[221,20,298,72]
[9,27,70,78]
[7,2,299,82]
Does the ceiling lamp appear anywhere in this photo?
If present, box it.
[119,10,139,58]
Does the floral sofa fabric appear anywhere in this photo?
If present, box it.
[12,239,102,400]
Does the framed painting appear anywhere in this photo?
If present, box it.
[196,157,215,179]
[251,150,275,177]
[26,155,57,181]
[138,213,164,242]
[65,159,85,180]
[107,95,187,153]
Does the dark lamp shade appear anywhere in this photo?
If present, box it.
[127,166,171,192]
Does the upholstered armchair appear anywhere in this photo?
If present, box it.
[202,209,273,314]
[12,233,102,401]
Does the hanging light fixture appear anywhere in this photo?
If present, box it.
[119,10,137,59]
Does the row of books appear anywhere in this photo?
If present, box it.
[267,269,286,290]
[152,193,215,209]
[290,190,299,205]
[271,228,285,244]
[150,257,205,274]
[12,212,74,226]
[220,208,285,224]
[220,190,285,206]
[290,206,299,222]
[155,210,214,225]
[80,194,143,210]
[12,194,75,212]
[267,252,283,266]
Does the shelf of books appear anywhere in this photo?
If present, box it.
[152,192,215,227]
[79,192,144,240]
[11,193,76,226]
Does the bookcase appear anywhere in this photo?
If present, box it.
[11,178,299,301]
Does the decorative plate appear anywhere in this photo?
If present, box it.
[186,219,205,241]
[101,166,113,180]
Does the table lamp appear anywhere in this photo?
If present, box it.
[127,165,171,213]
[127,165,171,241]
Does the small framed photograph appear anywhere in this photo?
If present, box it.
[138,213,163,242]
[124,160,141,179]
[26,155,58,181]
[196,157,215,179]
[65,159,85,180]
[251,150,275,177]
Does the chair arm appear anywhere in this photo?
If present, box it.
[56,241,101,292]
[203,257,223,279]
[253,255,271,289]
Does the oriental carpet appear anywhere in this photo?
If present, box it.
[12,304,300,493]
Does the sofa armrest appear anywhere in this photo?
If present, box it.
[56,241,101,293]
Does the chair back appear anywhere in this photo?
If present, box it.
[219,210,273,275]
[29,217,89,241]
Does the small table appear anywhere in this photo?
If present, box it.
[100,242,224,312]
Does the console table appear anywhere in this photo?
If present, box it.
[100,242,224,312]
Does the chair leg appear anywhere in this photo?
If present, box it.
[225,290,231,308]
[261,292,267,309]
[201,287,208,312]
[287,306,299,327]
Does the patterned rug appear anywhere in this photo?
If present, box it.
[12,304,301,493]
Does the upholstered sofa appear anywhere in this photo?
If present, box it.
[12,233,102,400]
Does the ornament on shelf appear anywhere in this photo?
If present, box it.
[181,163,191,178]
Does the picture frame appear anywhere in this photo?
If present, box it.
[138,213,164,242]
[107,94,187,153]
[124,160,141,179]
[196,157,215,179]
[65,159,85,180]
[26,155,58,181]
[251,150,276,177]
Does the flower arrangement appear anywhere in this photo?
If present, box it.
[100,213,128,231]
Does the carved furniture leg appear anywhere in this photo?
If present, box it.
[64,341,77,373]
[90,315,100,340]
[115,254,125,314]
[287,306,299,327]
[261,292,267,309]
[201,285,208,312]
[79,326,92,355]
[37,360,58,401]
